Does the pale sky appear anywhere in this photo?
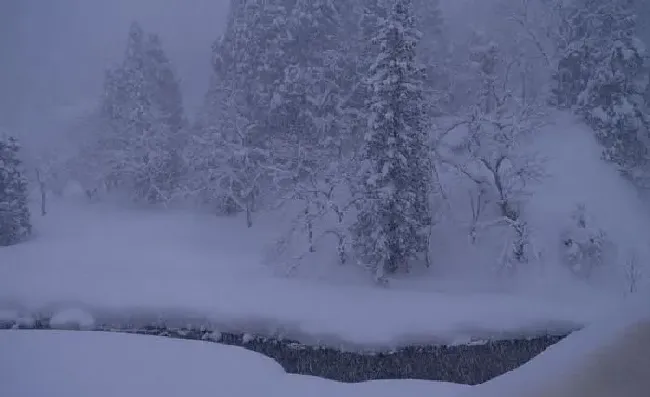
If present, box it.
[1,0,228,145]
[8,0,644,150]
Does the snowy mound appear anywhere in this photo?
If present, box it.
[1,297,647,397]
[461,296,650,397]
[0,330,468,397]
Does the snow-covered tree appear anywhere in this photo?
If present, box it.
[189,0,295,223]
[352,0,433,280]
[552,0,650,185]
[435,32,546,271]
[462,34,544,217]
[489,0,560,102]
[94,22,186,203]
[0,135,31,246]
[277,0,372,247]
[193,0,364,227]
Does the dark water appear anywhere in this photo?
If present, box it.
[1,317,568,385]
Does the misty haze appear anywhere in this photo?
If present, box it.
[1,0,650,396]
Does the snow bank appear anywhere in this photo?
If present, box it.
[1,297,646,396]
[461,295,650,397]
[0,284,593,349]
[0,330,469,397]
[0,198,621,349]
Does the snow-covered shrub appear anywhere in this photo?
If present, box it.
[560,203,614,279]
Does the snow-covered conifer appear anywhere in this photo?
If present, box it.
[96,22,186,203]
[553,0,650,185]
[352,0,433,280]
[189,0,292,223]
[0,135,31,246]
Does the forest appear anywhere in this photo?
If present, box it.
[2,0,650,288]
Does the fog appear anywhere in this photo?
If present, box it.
[1,0,229,146]
[4,0,645,150]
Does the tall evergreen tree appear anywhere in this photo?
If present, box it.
[98,22,186,203]
[279,0,361,194]
[0,135,31,246]
[352,0,432,280]
[190,0,292,223]
[553,0,650,185]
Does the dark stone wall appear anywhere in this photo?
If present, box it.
[1,317,568,385]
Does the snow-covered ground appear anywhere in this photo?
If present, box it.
[0,113,648,348]
[459,297,650,397]
[0,330,468,397]
[0,198,622,348]
[2,300,648,397]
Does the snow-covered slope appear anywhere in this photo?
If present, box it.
[399,111,650,297]
[524,113,650,294]
[460,296,650,397]
[0,330,468,397]
[1,297,647,397]
[0,199,617,349]
[0,112,648,348]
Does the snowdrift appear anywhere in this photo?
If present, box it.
[461,296,650,397]
[0,330,468,397]
[1,295,647,396]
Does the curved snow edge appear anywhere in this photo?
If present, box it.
[0,303,578,351]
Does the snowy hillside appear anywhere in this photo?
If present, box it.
[0,198,606,349]
[416,111,650,297]
[525,113,650,294]
[0,113,647,350]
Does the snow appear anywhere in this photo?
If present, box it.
[1,298,647,397]
[50,308,95,329]
[459,295,650,397]
[0,200,611,348]
[1,112,648,348]
[524,112,650,293]
[201,330,222,342]
[0,330,469,397]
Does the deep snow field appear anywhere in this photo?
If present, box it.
[1,300,649,397]
[0,330,470,397]
[0,197,610,347]
[2,113,650,394]
[2,113,649,348]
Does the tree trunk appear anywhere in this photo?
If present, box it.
[35,168,46,216]
[306,204,314,253]
[246,204,253,228]
[338,235,346,265]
